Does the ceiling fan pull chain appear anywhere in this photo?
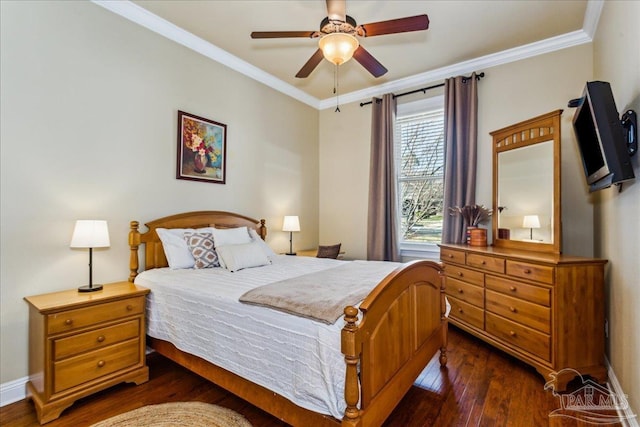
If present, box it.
[334,64,341,113]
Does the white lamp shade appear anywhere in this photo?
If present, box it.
[282,216,300,232]
[318,33,359,65]
[70,220,110,248]
[522,215,541,229]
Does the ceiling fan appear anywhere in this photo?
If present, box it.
[250,0,429,78]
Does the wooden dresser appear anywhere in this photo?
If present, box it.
[439,243,607,390]
[24,282,150,424]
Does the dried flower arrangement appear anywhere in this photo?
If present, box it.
[448,204,493,227]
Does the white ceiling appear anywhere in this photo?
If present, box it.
[94,0,601,109]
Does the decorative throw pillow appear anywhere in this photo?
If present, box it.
[184,232,220,269]
[156,227,215,269]
[316,243,342,259]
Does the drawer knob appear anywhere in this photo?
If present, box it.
[523,269,531,274]
[458,288,464,294]
[509,331,517,337]
[448,254,454,258]
[457,308,463,313]
[509,286,517,292]
[97,335,105,343]
[457,272,464,277]
[64,319,73,326]
[509,306,517,313]
[97,360,106,368]
[126,305,133,311]
[481,261,486,265]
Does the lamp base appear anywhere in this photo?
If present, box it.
[78,284,103,292]
[285,252,297,256]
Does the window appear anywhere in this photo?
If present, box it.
[396,97,445,255]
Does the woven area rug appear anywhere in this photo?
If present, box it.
[90,401,253,427]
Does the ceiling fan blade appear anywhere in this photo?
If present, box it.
[251,31,317,39]
[295,49,325,78]
[358,14,429,37]
[326,0,346,21]
[353,46,387,78]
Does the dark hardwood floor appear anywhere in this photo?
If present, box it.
[1,326,624,427]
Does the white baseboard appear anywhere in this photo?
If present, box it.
[606,357,639,427]
[0,376,27,407]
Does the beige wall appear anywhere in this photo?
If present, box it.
[592,0,640,415]
[319,44,594,259]
[0,1,319,384]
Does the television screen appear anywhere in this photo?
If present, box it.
[572,81,635,191]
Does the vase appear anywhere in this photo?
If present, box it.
[469,227,487,247]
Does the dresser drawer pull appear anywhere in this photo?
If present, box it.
[481,261,486,265]
[457,308,463,313]
[509,331,517,337]
[509,306,517,313]
[457,272,464,277]
[458,288,464,294]
[97,335,105,343]
[523,269,532,274]
[97,360,106,368]
[126,305,133,311]
[448,254,454,258]
[64,319,73,326]
[509,286,517,292]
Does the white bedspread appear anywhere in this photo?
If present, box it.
[135,256,401,419]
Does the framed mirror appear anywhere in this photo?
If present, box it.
[491,110,562,254]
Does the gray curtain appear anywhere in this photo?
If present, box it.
[367,94,400,261]
[442,73,479,244]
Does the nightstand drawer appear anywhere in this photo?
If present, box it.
[47,296,144,334]
[445,277,484,307]
[53,338,140,393]
[486,312,550,361]
[485,275,551,306]
[467,253,505,274]
[443,264,484,287]
[53,319,140,360]
[440,247,465,265]
[448,296,484,330]
[506,260,554,284]
[486,290,550,333]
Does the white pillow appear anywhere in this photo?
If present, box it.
[212,226,252,247]
[249,228,277,259]
[156,227,214,269]
[216,241,271,272]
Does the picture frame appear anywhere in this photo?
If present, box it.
[176,110,227,184]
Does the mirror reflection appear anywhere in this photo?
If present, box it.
[497,141,554,243]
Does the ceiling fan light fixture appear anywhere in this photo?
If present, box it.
[318,33,359,65]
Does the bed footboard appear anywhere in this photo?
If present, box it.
[341,260,447,427]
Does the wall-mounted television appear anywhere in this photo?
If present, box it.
[572,81,636,192]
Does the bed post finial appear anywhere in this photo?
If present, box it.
[259,219,267,240]
[129,221,140,283]
[342,306,361,425]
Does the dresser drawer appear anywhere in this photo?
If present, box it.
[485,290,550,333]
[448,296,484,330]
[53,339,140,393]
[506,260,554,284]
[443,264,484,287]
[486,312,550,361]
[485,275,551,306]
[47,297,145,334]
[440,247,466,265]
[53,319,141,360]
[467,253,505,274]
[445,277,484,307]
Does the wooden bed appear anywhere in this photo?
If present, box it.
[128,211,447,427]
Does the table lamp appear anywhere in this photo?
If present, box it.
[70,220,110,292]
[282,216,300,255]
[522,215,540,240]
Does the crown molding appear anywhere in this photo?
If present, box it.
[93,0,600,112]
[91,0,321,109]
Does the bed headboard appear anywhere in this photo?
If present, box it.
[128,211,267,282]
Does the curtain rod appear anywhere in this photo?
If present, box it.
[359,72,485,107]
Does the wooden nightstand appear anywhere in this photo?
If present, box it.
[24,281,150,424]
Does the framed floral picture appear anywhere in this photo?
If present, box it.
[176,110,227,184]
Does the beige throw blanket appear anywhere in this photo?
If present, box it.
[239,261,400,324]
